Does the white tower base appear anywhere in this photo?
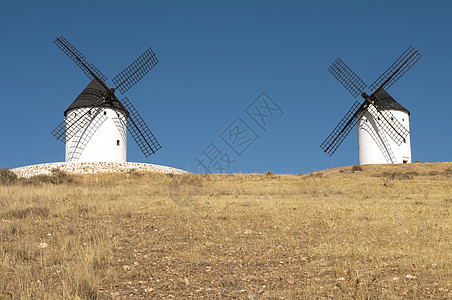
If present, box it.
[65,107,127,163]
[358,108,411,165]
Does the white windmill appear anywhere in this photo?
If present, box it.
[321,46,421,165]
[51,36,161,162]
[357,89,411,164]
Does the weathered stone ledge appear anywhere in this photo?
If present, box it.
[11,162,187,178]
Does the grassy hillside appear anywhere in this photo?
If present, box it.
[1,162,451,299]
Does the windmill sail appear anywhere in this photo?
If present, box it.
[112,47,159,94]
[328,58,367,98]
[369,46,421,93]
[320,101,366,156]
[51,107,104,143]
[366,104,406,146]
[120,97,161,157]
[54,36,108,82]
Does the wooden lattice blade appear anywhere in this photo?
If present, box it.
[113,47,159,94]
[50,107,103,144]
[328,58,367,98]
[51,120,67,143]
[367,105,409,146]
[54,36,108,82]
[320,101,366,156]
[119,97,161,157]
[369,46,421,94]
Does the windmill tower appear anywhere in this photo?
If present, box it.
[358,89,411,164]
[321,46,421,165]
[51,36,161,162]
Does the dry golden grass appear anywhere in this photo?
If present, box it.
[0,162,451,299]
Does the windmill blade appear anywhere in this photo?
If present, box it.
[119,97,161,157]
[54,36,108,82]
[320,101,366,156]
[112,47,159,94]
[328,58,367,98]
[377,109,409,141]
[52,88,106,143]
[51,107,102,143]
[366,105,408,145]
[66,107,106,142]
[369,46,421,93]
[51,120,67,143]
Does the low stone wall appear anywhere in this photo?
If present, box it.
[11,162,187,178]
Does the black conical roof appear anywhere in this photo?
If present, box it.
[374,89,410,115]
[64,79,129,117]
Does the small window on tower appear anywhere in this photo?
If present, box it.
[104,111,107,116]
[117,140,120,146]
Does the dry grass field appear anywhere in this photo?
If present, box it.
[0,162,451,299]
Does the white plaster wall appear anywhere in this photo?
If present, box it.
[65,107,127,162]
[358,109,411,165]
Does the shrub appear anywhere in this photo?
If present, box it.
[24,174,53,185]
[265,170,274,176]
[386,172,412,180]
[0,168,18,185]
[309,172,323,178]
[24,169,73,185]
[351,165,363,172]
[50,168,74,184]
[406,171,420,176]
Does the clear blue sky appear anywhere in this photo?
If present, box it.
[1,0,451,174]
